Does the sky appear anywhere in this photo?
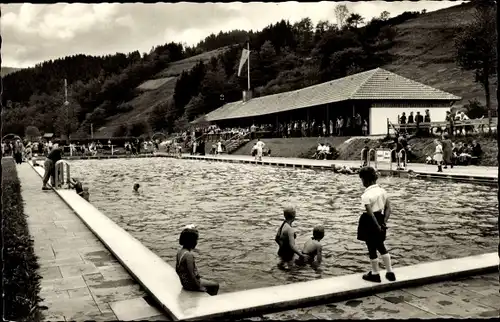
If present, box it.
[1,1,465,68]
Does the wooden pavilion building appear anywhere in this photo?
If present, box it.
[198,68,461,135]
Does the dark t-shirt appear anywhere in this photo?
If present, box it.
[472,144,482,157]
[47,148,62,163]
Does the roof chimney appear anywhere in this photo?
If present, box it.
[242,90,252,102]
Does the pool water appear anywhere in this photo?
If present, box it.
[70,158,498,293]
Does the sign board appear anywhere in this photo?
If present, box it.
[376,149,392,163]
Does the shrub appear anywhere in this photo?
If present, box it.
[113,124,128,137]
[2,158,44,321]
[463,99,489,119]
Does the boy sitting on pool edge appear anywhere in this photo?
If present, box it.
[176,225,219,295]
[295,225,324,269]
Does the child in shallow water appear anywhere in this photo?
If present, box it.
[133,183,140,193]
[176,226,219,295]
[295,226,324,269]
[275,207,304,270]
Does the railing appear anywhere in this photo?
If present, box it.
[366,149,377,168]
[361,147,408,171]
[225,132,251,154]
[64,145,117,156]
[54,160,71,189]
[390,118,498,135]
[389,148,397,171]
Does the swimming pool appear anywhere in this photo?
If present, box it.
[69,158,498,293]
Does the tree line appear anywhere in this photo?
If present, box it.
[148,7,419,134]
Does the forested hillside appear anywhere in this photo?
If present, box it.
[2,1,496,139]
[1,67,22,76]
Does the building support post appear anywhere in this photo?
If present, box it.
[306,108,311,137]
[326,104,330,136]
[276,115,279,138]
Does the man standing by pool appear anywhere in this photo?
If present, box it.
[42,141,63,190]
[441,134,453,169]
[255,138,265,161]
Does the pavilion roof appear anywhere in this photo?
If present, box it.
[202,68,461,122]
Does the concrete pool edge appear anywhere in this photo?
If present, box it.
[179,254,498,320]
[174,154,498,186]
[27,162,499,321]
[27,161,198,321]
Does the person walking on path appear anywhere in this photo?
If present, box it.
[357,167,396,283]
[42,141,63,190]
[13,140,24,164]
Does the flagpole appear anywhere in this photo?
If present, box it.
[247,42,250,91]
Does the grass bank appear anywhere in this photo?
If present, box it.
[2,158,44,321]
[233,136,498,167]
[336,136,498,167]
[232,137,351,158]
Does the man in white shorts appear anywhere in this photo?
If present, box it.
[255,139,265,161]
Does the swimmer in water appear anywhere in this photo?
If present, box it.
[295,226,324,269]
[133,183,140,193]
[275,207,304,270]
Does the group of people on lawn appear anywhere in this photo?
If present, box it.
[431,136,483,172]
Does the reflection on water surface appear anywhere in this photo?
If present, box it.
[70,158,498,293]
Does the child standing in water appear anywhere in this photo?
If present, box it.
[176,226,219,295]
[357,167,396,283]
[133,183,140,193]
[295,225,324,269]
[275,207,304,270]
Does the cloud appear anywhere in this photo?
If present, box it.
[1,1,463,68]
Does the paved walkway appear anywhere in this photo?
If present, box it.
[180,154,498,179]
[256,273,499,320]
[17,163,167,321]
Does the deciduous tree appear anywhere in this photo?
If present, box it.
[379,11,390,21]
[454,0,497,128]
[346,13,365,29]
[334,4,349,29]
[25,126,41,141]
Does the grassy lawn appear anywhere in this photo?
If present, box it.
[2,158,44,321]
[338,135,498,166]
[233,135,498,167]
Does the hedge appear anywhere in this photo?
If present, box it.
[2,158,44,321]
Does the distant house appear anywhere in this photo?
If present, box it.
[198,68,461,135]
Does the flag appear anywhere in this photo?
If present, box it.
[237,48,250,77]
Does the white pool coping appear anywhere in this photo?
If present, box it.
[27,161,499,321]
